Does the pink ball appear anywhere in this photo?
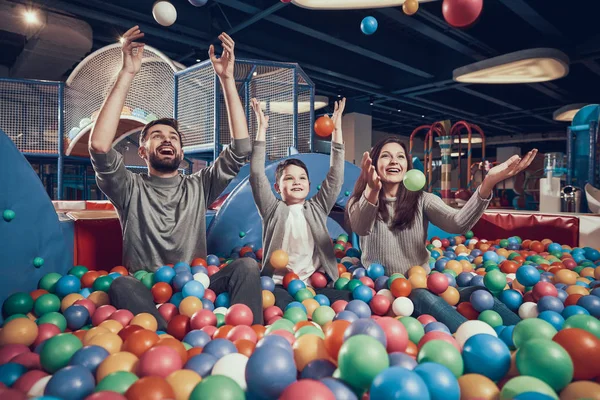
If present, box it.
[203,289,216,302]
[267,316,282,325]
[263,306,283,322]
[0,388,26,400]
[137,345,183,378]
[280,380,335,400]
[370,295,391,316]
[12,369,49,393]
[110,309,134,327]
[427,274,449,294]
[418,331,461,352]
[310,272,328,289]
[207,266,220,277]
[532,281,558,302]
[0,344,30,364]
[33,323,61,348]
[442,0,483,28]
[85,392,128,400]
[562,258,577,270]
[201,326,217,337]
[92,305,116,326]
[523,291,535,303]
[269,329,295,345]
[158,303,179,323]
[190,309,217,330]
[10,352,41,370]
[331,300,348,314]
[375,317,409,353]
[225,304,253,326]
[74,299,96,317]
[226,325,258,343]
[359,277,375,289]
[417,314,437,325]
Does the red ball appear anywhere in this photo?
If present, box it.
[280,0,293,3]
[110,309,134,327]
[225,304,254,326]
[553,328,600,380]
[255,248,264,260]
[562,258,577,270]
[118,324,144,342]
[158,303,179,323]
[166,314,191,341]
[522,291,535,303]
[310,272,328,289]
[201,326,217,337]
[151,282,173,304]
[280,380,335,400]
[417,315,437,325]
[331,300,348,314]
[283,273,300,289]
[125,376,175,400]
[207,266,220,276]
[92,305,117,326]
[0,344,29,365]
[359,276,375,289]
[427,273,449,294]
[203,289,216,303]
[457,302,479,320]
[375,317,408,353]
[531,281,558,302]
[191,258,207,267]
[10,352,41,370]
[33,323,61,348]
[418,331,462,352]
[314,116,334,138]
[226,325,258,343]
[263,306,283,322]
[137,346,183,378]
[190,309,217,330]
[370,295,391,316]
[441,239,450,248]
[73,298,96,318]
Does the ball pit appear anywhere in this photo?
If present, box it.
[0,234,599,399]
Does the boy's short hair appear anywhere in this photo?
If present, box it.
[139,118,183,147]
[275,159,310,182]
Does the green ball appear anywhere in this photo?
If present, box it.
[40,333,83,373]
[334,243,345,252]
[334,278,350,291]
[338,335,389,390]
[338,234,349,242]
[283,307,308,324]
[265,318,295,335]
[295,325,325,339]
[2,209,16,222]
[238,231,246,238]
[426,244,435,251]
[484,264,500,272]
[216,313,225,328]
[133,270,148,280]
[141,272,155,289]
[294,288,314,302]
[513,236,522,244]
[34,293,60,317]
[516,339,573,391]
[347,279,363,292]
[403,169,426,191]
[39,272,62,292]
[465,231,474,239]
[563,314,600,339]
[499,376,558,400]
[508,252,520,260]
[3,314,28,325]
[37,312,67,332]
[69,266,89,279]
[398,316,425,344]
[33,257,45,268]
[96,371,138,394]
[190,375,244,400]
[478,310,503,328]
[312,306,335,327]
[417,340,464,378]
[513,319,557,348]
[483,260,498,270]
[484,269,507,292]
[573,266,585,274]
[499,239,509,248]
[93,276,114,292]
[3,292,34,316]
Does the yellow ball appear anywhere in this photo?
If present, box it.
[566,285,589,296]
[179,296,203,318]
[445,260,462,276]
[340,272,352,280]
[0,317,39,346]
[96,351,139,381]
[292,334,330,371]
[83,326,110,345]
[555,269,578,285]
[459,260,474,272]
[262,290,275,309]
[440,286,460,306]
[88,291,110,307]
[99,320,124,334]
[408,273,427,289]
[166,369,202,400]
[402,0,419,16]
[407,266,427,277]
[302,299,320,319]
[270,250,289,269]
[86,332,123,354]
[580,267,595,278]
[130,313,158,331]
[61,293,84,312]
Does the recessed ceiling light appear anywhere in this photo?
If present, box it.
[553,103,588,122]
[196,59,201,62]
[421,115,425,118]
[370,102,374,106]
[257,95,328,114]
[453,137,483,144]
[338,94,341,98]
[451,152,465,157]
[453,48,570,84]
[397,109,401,112]
[291,0,436,10]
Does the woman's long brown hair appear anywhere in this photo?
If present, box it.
[347,137,423,231]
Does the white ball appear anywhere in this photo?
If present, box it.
[376,289,395,304]
[152,1,177,27]
[211,353,249,390]
[391,297,414,317]
[193,272,210,289]
[458,252,469,257]
[432,239,442,248]
[28,375,52,397]
[213,307,228,315]
[518,302,539,319]
[454,320,497,348]
[506,273,516,281]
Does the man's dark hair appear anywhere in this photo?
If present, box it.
[139,118,183,147]
[275,159,310,182]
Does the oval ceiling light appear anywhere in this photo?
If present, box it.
[553,103,588,122]
[453,48,569,84]
[259,95,329,114]
[291,0,437,10]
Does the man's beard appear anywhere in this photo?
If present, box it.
[149,152,182,173]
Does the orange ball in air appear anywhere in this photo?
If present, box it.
[314,115,334,137]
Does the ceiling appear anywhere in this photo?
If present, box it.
[2,0,600,151]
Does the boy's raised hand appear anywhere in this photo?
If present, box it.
[250,98,269,141]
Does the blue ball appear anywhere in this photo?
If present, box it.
[246,346,297,399]
[191,265,208,275]
[321,378,359,400]
[360,16,378,35]
[206,255,220,266]
[285,301,307,314]
[537,296,564,313]
[414,362,460,400]
[424,322,451,335]
[69,345,110,375]
[0,362,26,386]
[55,275,81,298]
[108,272,122,280]
[389,352,418,370]
[79,288,92,298]
[44,365,95,400]
[578,295,600,317]
[314,294,331,307]
[183,330,212,348]
[184,353,218,377]
[255,335,293,355]
[548,243,562,253]
[470,290,494,312]
[444,273,456,288]
[562,305,590,319]
[287,280,306,297]
[202,338,237,360]
[182,280,205,298]
[516,265,540,287]
[345,299,372,319]
[443,251,457,260]
[352,285,374,303]
[334,310,359,323]
[174,262,191,273]
[215,292,231,308]
[201,299,215,311]
[346,248,360,258]
[430,250,441,259]
[470,275,485,287]
[498,325,516,350]
[260,276,275,292]
[557,289,568,303]
[456,272,474,287]
[343,319,387,348]
[370,366,430,400]
[155,266,176,284]
[537,310,565,331]
[173,272,194,292]
[462,334,511,381]
[170,292,184,307]
[367,263,385,280]
[498,289,523,312]
[63,305,90,330]
[434,258,449,272]
[494,325,507,336]
[301,359,336,380]
[352,267,367,279]
[374,276,389,292]
[585,247,600,261]
[483,251,500,264]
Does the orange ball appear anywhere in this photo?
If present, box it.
[81,271,100,288]
[187,347,203,359]
[123,329,160,358]
[30,289,48,301]
[454,245,468,255]
[111,266,129,276]
[96,351,139,381]
[293,334,330,371]
[408,273,427,289]
[459,260,474,272]
[444,260,462,275]
[560,381,600,400]
[457,302,479,320]
[84,326,110,344]
[87,332,123,354]
[440,286,460,306]
[500,261,518,274]
[580,267,595,278]
[407,266,427,277]
[340,272,352,280]
[564,294,584,307]
[0,317,38,346]
[314,115,334,137]
[125,376,175,400]
[302,299,320,319]
[179,296,203,318]
[458,374,500,400]
[234,339,256,357]
[251,324,266,341]
[262,290,275,309]
[151,283,173,304]
[130,313,158,331]
[555,269,578,285]
[337,264,347,275]
[61,293,84,312]
[99,320,124,334]
[293,321,314,332]
[165,369,202,400]
[88,291,110,307]
[566,285,589,296]
[213,325,234,339]
[324,319,351,359]
[405,340,418,358]
[270,250,289,269]
[474,256,483,265]
[390,278,412,298]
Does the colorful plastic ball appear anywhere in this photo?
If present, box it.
[320,377,359,400]
[188,375,243,400]
[552,328,600,380]
[462,334,510,381]
[182,353,217,378]
[399,316,425,344]
[563,314,600,339]
[215,293,231,309]
[512,319,557,348]
[483,269,507,292]
[345,300,371,319]
[458,374,500,400]
[427,273,449,294]
[0,362,27,387]
[270,250,289,269]
[63,305,90,331]
[55,275,82,298]
[95,371,138,395]
[562,305,590,319]
[470,290,494,312]
[137,346,182,378]
[374,317,408,353]
[454,320,497,348]
[245,346,297,398]
[210,352,249,391]
[578,294,600,317]
[201,338,236,360]
[40,333,83,373]
[352,285,373,303]
[403,169,426,192]
[300,359,336,380]
[34,293,61,317]
[516,339,573,392]
[537,296,564,313]
[38,273,62,293]
[413,362,459,400]
[370,366,429,400]
[417,340,464,378]
[68,345,109,375]
[518,302,539,319]
[424,321,451,334]
[343,319,387,348]
[3,292,34,316]
[367,263,385,280]
[95,351,138,382]
[43,365,95,400]
[388,352,417,370]
[0,317,39,346]
[125,376,176,400]
[516,265,540,287]
[392,297,414,317]
[259,276,275,292]
[338,335,389,390]
[154,266,175,284]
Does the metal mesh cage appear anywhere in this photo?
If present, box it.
[64,44,179,154]
[0,79,60,154]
